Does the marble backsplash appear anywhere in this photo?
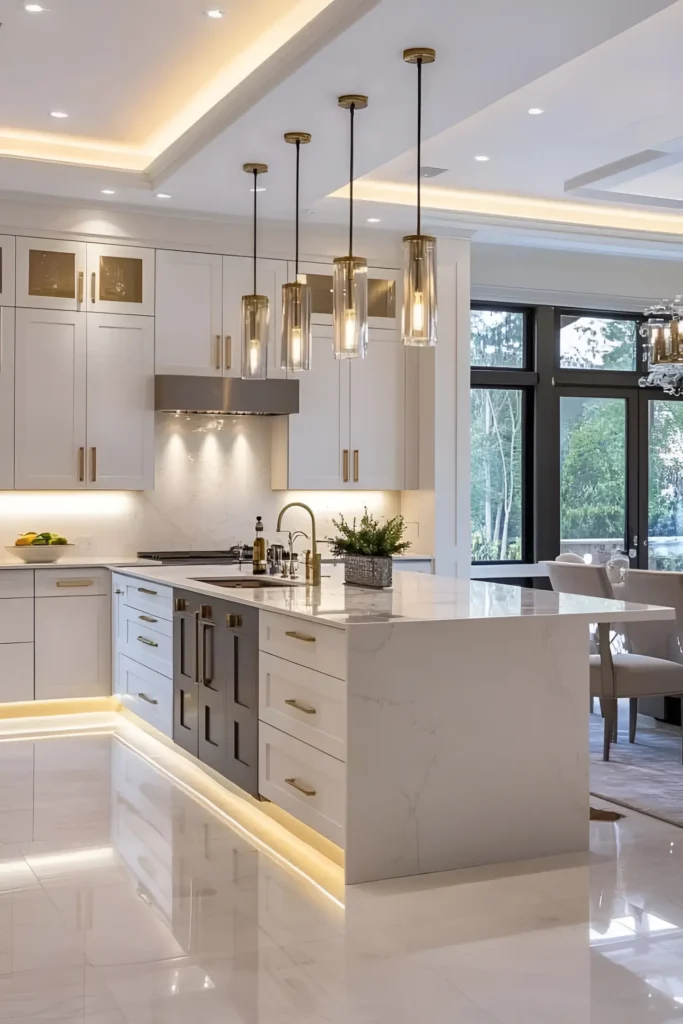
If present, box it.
[0,415,401,556]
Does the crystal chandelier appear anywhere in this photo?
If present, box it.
[639,296,683,396]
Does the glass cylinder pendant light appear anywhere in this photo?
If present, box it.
[402,48,437,347]
[333,95,369,360]
[281,132,312,372]
[241,162,269,379]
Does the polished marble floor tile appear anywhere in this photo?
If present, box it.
[3,728,683,1021]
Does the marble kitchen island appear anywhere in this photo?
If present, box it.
[111,563,673,885]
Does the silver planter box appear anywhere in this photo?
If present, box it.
[344,554,393,589]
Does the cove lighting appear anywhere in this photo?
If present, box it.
[50,111,68,119]
[474,154,490,162]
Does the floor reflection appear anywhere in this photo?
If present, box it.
[0,726,683,1021]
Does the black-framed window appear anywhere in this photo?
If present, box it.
[470,303,536,564]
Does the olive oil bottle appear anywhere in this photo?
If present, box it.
[252,516,267,575]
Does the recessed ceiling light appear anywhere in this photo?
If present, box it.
[528,107,545,116]
[25,3,47,10]
[367,217,381,223]
[474,154,490,162]
[50,111,68,119]
[249,187,266,193]
[100,189,115,195]
[205,8,224,17]
[156,193,172,199]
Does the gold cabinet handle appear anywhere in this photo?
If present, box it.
[137,636,159,647]
[91,272,96,304]
[285,630,316,643]
[77,271,84,304]
[78,446,85,483]
[138,587,158,596]
[224,335,232,370]
[139,614,157,623]
[226,613,242,628]
[284,699,317,715]
[215,334,221,371]
[285,777,317,797]
[343,449,349,483]
[90,446,97,483]
[138,692,158,705]
[353,449,359,482]
[56,579,94,588]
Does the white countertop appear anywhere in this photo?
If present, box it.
[0,557,157,570]
[109,562,674,629]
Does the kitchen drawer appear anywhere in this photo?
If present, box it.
[35,568,109,598]
[119,654,173,737]
[0,644,34,702]
[259,722,345,847]
[0,599,33,644]
[259,652,346,761]
[120,578,173,621]
[0,571,34,599]
[259,611,346,680]
[121,604,172,676]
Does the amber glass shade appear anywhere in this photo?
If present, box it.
[281,281,312,372]
[332,256,368,359]
[241,294,269,380]
[402,234,437,347]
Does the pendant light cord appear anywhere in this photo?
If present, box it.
[253,168,258,294]
[295,140,300,277]
[417,56,422,236]
[349,102,355,258]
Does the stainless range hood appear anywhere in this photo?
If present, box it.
[155,376,299,415]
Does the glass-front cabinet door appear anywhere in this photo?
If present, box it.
[295,261,400,331]
[87,243,155,316]
[0,235,15,305]
[16,237,87,312]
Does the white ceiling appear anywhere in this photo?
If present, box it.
[0,0,681,248]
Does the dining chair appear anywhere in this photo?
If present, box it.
[547,561,683,761]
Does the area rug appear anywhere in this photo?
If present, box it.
[590,707,683,827]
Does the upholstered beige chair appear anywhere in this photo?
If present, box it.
[547,561,683,761]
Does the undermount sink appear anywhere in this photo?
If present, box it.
[191,577,298,589]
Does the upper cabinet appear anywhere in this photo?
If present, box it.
[0,307,15,488]
[155,250,287,378]
[14,308,153,490]
[272,327,406,491]
[16,237,87,312]
[16,238,154,315]
[0,236,15,305]
[296,261,400,333]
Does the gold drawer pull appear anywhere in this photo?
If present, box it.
[138,692,158,705]
[285,630,316,643]
[285,777,316,797]
[137,636,159,647]
[284,699,316,715]
[139,614,157,623]
[56,579,94,588]
[138,587,158,596]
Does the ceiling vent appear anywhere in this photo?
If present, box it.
[420,166,448,178]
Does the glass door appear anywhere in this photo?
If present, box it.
[557,388,639,566]
[640,394,683,570]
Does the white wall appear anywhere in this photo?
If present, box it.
[0,415,399,555]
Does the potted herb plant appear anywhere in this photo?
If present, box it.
[330,508,410,588]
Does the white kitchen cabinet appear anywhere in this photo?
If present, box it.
[155,250,223,375]
[86,243,155,316]
[14,308,87,489]
[0,307,15,489]
[272,328,406,490]
[35,594,111,700]
[296,261,400,332]
[86,313,154,489]
[16,237,87,311]
[0,644,34,703]
[349,336,405,490]
[223,255,288,379]
[0,236,15,305]
[272,327,349,489]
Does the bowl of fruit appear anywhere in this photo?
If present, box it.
[6,532,74,563]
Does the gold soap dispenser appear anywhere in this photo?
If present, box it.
[252,516,267,575]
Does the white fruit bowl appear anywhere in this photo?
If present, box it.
[5,544,75,564]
